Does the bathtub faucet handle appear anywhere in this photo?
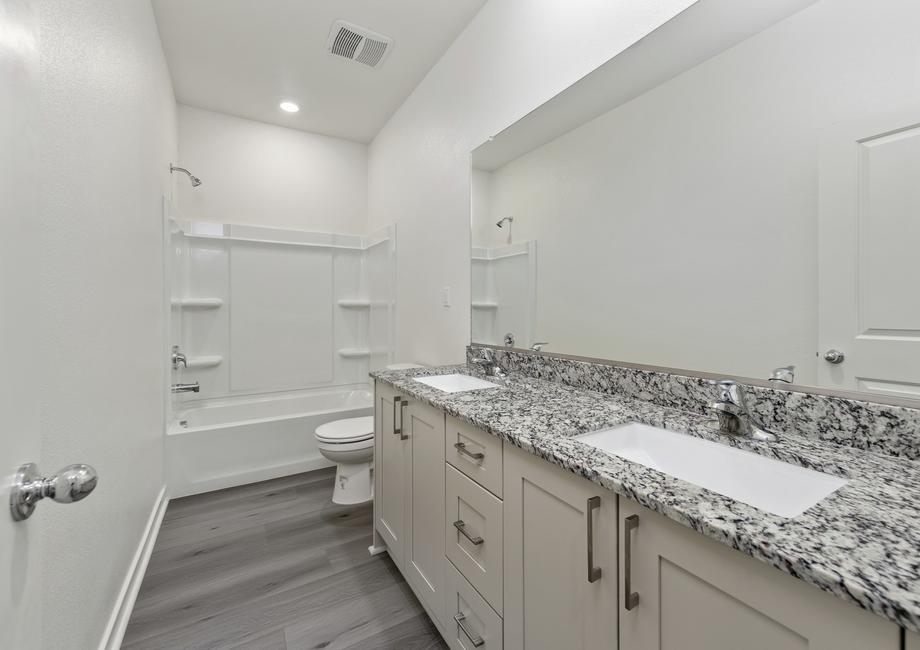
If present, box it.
[171,345,188,369]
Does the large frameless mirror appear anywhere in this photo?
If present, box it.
[470,0,920,403]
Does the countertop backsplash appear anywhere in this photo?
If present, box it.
[468,345,920,460]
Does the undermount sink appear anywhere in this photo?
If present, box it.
[576,422,847,518]
[412,373,501,394]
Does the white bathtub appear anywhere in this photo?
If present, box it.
[166,386,373,497]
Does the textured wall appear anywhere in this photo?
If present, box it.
[37,0,177,646]
[176,104,368,233]
[368,0,697,366]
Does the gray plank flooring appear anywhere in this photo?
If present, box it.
[123,467,447,650]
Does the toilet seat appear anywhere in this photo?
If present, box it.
[315,415,374,445]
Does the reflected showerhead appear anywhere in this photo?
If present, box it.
[496,216,513,228]
[170,164,202,188]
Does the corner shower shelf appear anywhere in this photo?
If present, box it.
[338,348,371,359]
[171,298,224,309]
[185,355,223,369]
[471,301,499,310]
[337,299,371,308]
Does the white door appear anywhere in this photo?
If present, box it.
[0,1,42,647]
[818,108,920,398]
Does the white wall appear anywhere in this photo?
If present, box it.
[368,0,697,365]
[472,0,920,385]
[177,104,368,233]
[37,0,177,647]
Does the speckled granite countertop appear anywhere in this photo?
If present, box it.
[371,364,920,632]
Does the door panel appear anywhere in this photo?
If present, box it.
[619,499,898,650]
[374,383,406,566]
[818,109,920,394]
[504,444,617,650]
[0,1,42,647]
[405,399,446,623]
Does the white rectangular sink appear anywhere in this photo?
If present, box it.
[576,422,847,518]
[412,373,501,394]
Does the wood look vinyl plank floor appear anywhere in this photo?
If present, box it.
[123,467,447,650]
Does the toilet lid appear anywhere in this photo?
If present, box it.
[315,416,374,443]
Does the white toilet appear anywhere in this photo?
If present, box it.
[316,363,423,505]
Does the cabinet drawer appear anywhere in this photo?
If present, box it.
[446,464,503,613]
[446,415,503,498]
[445,558,503,650]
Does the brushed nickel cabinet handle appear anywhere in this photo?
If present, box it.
[624,514,640,610]
[587,496,602,583]
[454,441,485,461]
[453,519,484,545]
[399,399,409,440]
[453,613,485,647]
[392,396,401,435]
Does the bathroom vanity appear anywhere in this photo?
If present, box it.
[371,0,920,646]
[371,363,920,649]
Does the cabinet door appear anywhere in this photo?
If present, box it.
[504,443,617,650]
[404,398,447,624]
[374,382,408,568]
[619,499,899,650]
[908,630,920,650]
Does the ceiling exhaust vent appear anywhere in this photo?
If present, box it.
[326,20,393,69]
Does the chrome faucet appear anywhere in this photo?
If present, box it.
[171,345,188,369]
[707,379,776,442]
[529,342,549,352]
[171,382,200,394]
[471,348,505,378]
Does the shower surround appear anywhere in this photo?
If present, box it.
[167,218,396,496]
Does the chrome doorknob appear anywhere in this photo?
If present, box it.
[10,462,98,522]
[823,349,846,364]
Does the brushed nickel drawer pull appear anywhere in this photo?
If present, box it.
[453,613,485,647]
[587,496,602,583]
[392,396,401,435]
[453,519,484,545]
[398,399,409,440]
[454,441,485,461]
[624,514,640,610]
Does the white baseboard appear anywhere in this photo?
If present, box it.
[98,485,168,650]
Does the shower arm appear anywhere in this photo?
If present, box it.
[170,164,202,187]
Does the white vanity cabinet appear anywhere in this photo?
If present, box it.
[404,397,447,625]
[373,382,447,627]
[374,386,905,650]
[618,498,900,650]
[909,630,920,650]
[503,443,618,650]
[374,381,408,568]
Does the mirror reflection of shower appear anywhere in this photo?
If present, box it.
[170,163,202,187]
[495,216,513,244]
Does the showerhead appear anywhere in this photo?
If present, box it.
[496,216,513,228]
[170,164,202,188]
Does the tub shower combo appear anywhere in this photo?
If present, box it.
[166,212,397,500]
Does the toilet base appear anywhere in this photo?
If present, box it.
[332,460,373,505]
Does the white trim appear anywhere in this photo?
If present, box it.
[98,486,168,650]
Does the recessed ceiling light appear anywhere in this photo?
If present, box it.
[279,101,300,113]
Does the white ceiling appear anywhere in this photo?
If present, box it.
[152,0,487,143]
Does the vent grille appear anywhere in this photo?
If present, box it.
[326,20,392,69]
